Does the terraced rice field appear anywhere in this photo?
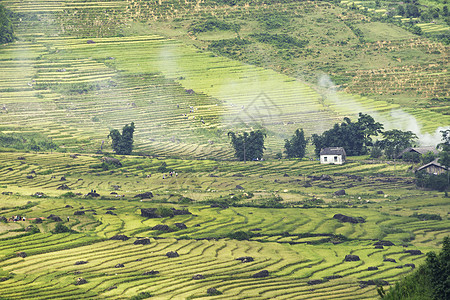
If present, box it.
[0,1,448,296]
[0,237,424,299]
[1,152,448,299]
[1,0,448,159]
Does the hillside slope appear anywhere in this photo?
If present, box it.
[0,0,448,158]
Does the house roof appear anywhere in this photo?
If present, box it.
[320,147,346,156]
[398,147,439,158]
[416,159,448,172]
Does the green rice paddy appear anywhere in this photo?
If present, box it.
[0,152,448,299]
[0,0,448,158]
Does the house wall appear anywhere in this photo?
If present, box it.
[320,155,344,164]
[424,165,447,175]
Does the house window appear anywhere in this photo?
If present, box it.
[334,156,338,162]
[324,157,327,162]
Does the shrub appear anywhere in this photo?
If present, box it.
[61,192,76,198]
[227,231,254,241]
[250,33,309,49]
[402,152,421,163]
[257,12,289,29]
[27,225,40,234]
[158,162,170,173]
[179,196,193,204]
[130,292,152,300]
[422,151,436,164]
[415,171,449,192]
[90,161,121,171]
[370,146,383,158]
[207,287,223,296]
[189,17,239,34]
[52,223,75,234]
[0,132,58,152]
[410,213,442,221]
[156,206,174,218]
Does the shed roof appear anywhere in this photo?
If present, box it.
[416,159,447,172]
[398,147,439,158]
[320,147,346,156]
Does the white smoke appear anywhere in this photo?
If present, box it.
[317,74,449,147]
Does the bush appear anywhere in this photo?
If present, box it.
[250,33,309,49]
[189,17,239,34]
[52,223,75,234]
[156,206,174,218]
[158,162,170,173]
[410,213,442,221]
[179,196,193,204]
[0,132,58,152]
[227,231,254,241]
[415,171,449,192]
[257,12,289,29]
[207,287,223,296]
[402,152,421,163]
[370,146,383,159]
[90,161,122,171]
[61,192,76,198]
[422,151,436,164]
[26,225,40,234]
[130,292,152,300]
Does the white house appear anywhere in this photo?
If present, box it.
[320,147,346,165]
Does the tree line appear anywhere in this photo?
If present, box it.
[227,113,449,169]
[107,119,449,179]
[0,4,15,44]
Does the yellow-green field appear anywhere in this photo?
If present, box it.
[0,152,448,299]
[0,1,448,298]
[0,0,448,159]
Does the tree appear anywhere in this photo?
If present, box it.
[228,130,266,161]
[425,237,450,300]
[383,237,449,300]
[311,113,381,156]
[421,151,436,164]
[356,112,384,152]
[438,129,450,151]
[376,129,417,159]
[108,122,135,155]
[0,4,14,44]
[284,129,307,159]
[402,151,421,163]
[438,129,450,184]
[406,4,421,17]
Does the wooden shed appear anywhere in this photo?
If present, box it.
[416,159,447,175]
[397,147,439,159]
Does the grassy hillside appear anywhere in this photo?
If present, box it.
[0,0,448,159]
[0,152,448,299]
